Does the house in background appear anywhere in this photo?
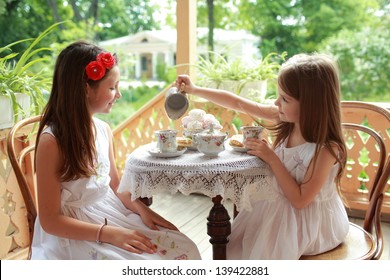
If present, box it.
[99,28,260,80]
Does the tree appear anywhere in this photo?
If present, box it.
[236,0,380,56]
[321,13,390,101]
[0,0,60,54]
[45,0,160,41]
[207,0,214,52]
[92,0,160,40]
[0,0,160,50]
[195,0,388,101]
[197,0,240,29]
[197,0,239,60]
[300,0,379,51]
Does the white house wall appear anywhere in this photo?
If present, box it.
[99,28,260,80]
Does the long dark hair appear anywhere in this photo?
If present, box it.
[36,40,117,181]
[272,53,346,185]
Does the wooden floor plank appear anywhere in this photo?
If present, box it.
[150,191,390,260]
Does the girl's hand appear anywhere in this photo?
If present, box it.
[101,226,158,254]
[137,202,179,231]
[245,138,278,164]
[114,194,178,231]
[175,74,195,94]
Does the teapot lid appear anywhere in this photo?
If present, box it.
[197,124,226,137]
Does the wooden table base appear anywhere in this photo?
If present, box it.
[207,195,231,260]
[139,197,153,206]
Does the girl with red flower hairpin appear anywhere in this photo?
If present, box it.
[32,40,201,260]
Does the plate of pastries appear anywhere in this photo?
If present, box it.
[228,134,248,152]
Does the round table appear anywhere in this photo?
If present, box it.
[118,143,272,259]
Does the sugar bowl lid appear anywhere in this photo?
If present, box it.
[196,124,226,138]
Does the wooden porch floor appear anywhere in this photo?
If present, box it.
[150,191,390,260]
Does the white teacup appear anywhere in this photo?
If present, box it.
[240,126,264,143]
[154,129,178,153]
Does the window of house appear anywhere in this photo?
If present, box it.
[141,56,148,71]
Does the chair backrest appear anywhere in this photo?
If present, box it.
[365,155,390,259]
[6,115,42,259]
[340,123,387,220]
[341,101,390,220]
[341,101,389,152]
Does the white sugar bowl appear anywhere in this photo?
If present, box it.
[194,127,227,156]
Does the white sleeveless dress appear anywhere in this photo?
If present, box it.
[226,140,349,259]
[31,118,201,260]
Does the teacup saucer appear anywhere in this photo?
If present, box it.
[148,146,187,158]
[229,144,248,153]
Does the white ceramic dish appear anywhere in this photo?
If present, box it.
[148,147,187,158]
[182,128,205,151]
[187,145,198,151]
[229,144,248,152]
[194,129,228,156]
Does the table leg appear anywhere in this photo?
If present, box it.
[207,195,231,260]
[139,197,153,206]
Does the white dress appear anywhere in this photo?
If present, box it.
[226,140,349,260]
[31,118,201,260]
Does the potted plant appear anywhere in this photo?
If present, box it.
[241,51,287,101]
[0,22,61,129]
[195,51,248,93]
[194,51,230,88]
[194,51,287,101]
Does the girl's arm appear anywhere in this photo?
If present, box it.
[246,139,338,209]
[175,74,280,122]
[105,124,178,231]
[36,133,157,254]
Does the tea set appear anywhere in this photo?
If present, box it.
[149,86,264,158]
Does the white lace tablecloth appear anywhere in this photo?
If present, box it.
[118,143,273,211]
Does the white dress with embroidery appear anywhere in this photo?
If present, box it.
[31,118,201,260]
[226,140,349,259]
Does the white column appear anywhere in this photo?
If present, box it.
[164,51,173,67]
[152,52,157,79]
[134,52,141,79]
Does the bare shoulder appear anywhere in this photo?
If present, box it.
[317,142,341,165]
[325,142,343,156]
[37,132,57,149]
[36,133,60,159]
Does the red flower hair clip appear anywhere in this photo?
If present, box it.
[85,52,116,81]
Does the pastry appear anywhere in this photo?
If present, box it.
[176,136,193,147]
[229,134,244,147]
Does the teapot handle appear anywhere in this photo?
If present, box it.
[193,133,199,144]
[223,132,229,142]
